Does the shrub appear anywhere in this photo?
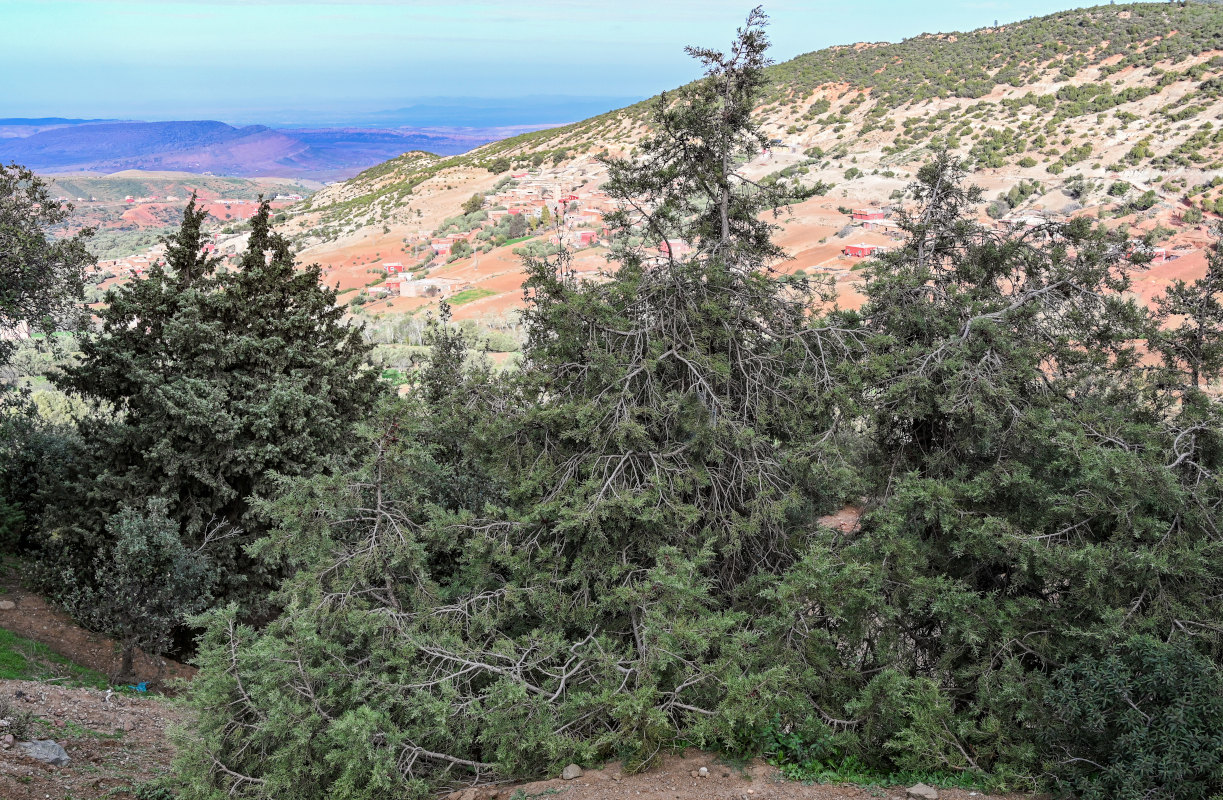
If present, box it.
[63,500,214,678]
[481,331,520,352]
[1045,637,1223,800]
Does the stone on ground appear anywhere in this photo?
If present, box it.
[18,739,70,766]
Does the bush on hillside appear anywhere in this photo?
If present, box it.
[63,500,214,679]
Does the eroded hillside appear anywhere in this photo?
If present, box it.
[275,2,1223,333]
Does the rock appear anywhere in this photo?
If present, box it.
[1,733,13,748]
[690,770,699,778]
[562,764,583,780]
[0,600,14,610]
[18,740,70,766]
[611,773,622,781]
[698,767,709,778]
[907,784,939,800]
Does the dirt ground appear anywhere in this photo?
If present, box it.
[0,679,184,800]
[0,686,1017,800]
[0,562,194,686]
[444,752,1014,800]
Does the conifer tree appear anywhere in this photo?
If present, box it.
[51,197,381,611]
[178,13,860,797]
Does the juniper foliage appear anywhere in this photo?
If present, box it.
[45,197,381,613]
[178,16,1223,800]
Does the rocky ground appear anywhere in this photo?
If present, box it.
[0,679,184,799]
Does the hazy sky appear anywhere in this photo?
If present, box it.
[1,0,1094,123]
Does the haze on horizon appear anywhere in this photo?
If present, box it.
[4,0,1095,126]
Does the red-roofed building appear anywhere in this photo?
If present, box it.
[852,208,886,222]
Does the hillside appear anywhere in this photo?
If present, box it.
[281,1,1223,331]
[44,171,320,261]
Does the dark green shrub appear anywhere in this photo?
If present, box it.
[63,500,214,678]
[1045,637,1223,800]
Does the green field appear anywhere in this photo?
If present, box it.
[0,628,109,688]
[447,288,497,305]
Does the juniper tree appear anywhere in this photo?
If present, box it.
[518,5,857,586]
[810,153,1223,790]
[50,198,381,613]
[179,13,862,798]
[176,19,1223,800]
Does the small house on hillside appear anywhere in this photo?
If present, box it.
[852,208,886,222]
[659,240,694,259]
[382,262,406,274]
[400,277,471,298]
[862,219,901,233]
[843,243,886,258]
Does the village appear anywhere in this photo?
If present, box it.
[81,135,1215,331]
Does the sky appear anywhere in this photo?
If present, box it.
[0,0,1097,125]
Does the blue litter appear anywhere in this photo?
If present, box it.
[125,682,148,693]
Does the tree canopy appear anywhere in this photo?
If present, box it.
[0,163,93,372]
[176,13,1223,800]
[45,197,383,613]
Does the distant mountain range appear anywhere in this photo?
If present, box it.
[0,118,558,180]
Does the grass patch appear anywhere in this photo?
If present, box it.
[504,235,535,246]
[380,368,410,387]
[0,627,109,688]
[447,288,497,306]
